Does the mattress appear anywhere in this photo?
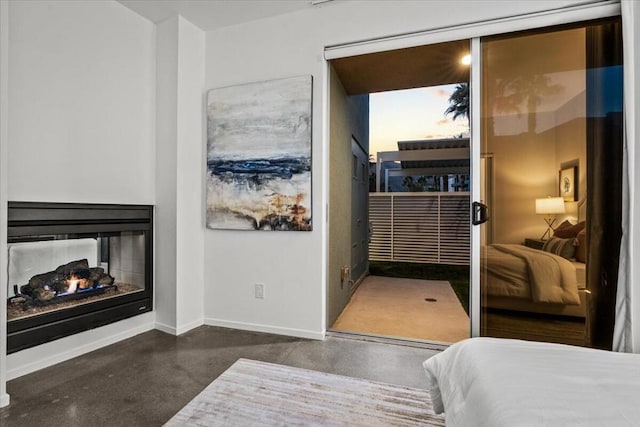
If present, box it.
[423,338,640,427]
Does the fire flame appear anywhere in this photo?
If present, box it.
[65,274,89,294]
[66,276,79,294]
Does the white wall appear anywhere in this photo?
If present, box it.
[7,0,155,204]
[155,17,179,333]
[155,15,206,335]
[202,0,600,338]
[175,17,206,333]
[2,0,156,393]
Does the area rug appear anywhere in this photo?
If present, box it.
[164,358,445,426]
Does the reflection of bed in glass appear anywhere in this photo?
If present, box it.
[481,243,586,318]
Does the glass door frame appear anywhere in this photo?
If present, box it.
[470,37,482,337]
[324,0,621,341]
[468,10,623,340]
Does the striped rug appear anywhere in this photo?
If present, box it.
[165,358,445,426]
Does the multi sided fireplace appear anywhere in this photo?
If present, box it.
[6,202,153,353]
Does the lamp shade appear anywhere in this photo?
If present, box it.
[535,197,566,215]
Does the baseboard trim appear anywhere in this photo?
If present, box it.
[154,318,204,336]
[7,314,155,380]
[154,321,177,336]
[203,317,324,341]
[176,318,204,335]
[0,393,9,408]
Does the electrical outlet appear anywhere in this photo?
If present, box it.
[255,283,265,299]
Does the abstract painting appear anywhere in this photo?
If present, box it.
[206,76,312,231]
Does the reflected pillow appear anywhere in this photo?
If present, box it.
[575,228,587,263]
[554,220,586,238]
[542,237,577,260]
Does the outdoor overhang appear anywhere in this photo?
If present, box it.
[330,40,470,95]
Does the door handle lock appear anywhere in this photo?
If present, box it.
[472,202,489,225]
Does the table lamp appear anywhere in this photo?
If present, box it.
[535,197,566,240]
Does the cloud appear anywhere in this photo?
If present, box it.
[436,118,451,125]
[424,133,449,139]
[434,89,450,98]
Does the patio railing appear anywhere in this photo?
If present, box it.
[369,192,470,266]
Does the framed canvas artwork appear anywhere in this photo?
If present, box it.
[206,76,312,231]
[559,160,578,202]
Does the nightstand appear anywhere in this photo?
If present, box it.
[524,238,546,250]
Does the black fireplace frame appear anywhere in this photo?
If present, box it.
[7,202,153,353]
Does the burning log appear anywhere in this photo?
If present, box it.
[53,259,90,276]
[19,259,115,303]
[32,288,56,302]
[25,259,89,293]
[97,271,115,286]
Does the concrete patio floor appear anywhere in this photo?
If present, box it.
[331,275,470,343]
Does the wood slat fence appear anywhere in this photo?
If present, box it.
[369,193,470,266]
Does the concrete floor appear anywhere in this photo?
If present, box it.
[332,276,470,343]
[0,326,441,426]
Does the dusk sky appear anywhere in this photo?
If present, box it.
[369,84,469,161]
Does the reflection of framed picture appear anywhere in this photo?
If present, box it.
[559,161,579,202]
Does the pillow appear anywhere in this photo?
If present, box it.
[553,220,585,238]
[542,236,577,260]
[575,228,587,263]
[555,220,573,230]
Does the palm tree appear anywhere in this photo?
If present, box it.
[444,75,563,134]
[444,83,469,121]
[493,74,563,134]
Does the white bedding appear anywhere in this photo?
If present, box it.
[423,338,640,426]
[482,244,580,304]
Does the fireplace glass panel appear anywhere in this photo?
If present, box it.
[6,202,153,354]
[7,231,146,322]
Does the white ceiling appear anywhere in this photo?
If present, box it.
[118,0,322,31]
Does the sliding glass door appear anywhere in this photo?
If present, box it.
[324,4,622,348]
[476,19,623,348]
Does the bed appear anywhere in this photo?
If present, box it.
[482,243,587,317]
[423,338,640,427]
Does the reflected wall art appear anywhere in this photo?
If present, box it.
[206,76,312,231]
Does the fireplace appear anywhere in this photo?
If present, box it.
[6,202,153,353]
